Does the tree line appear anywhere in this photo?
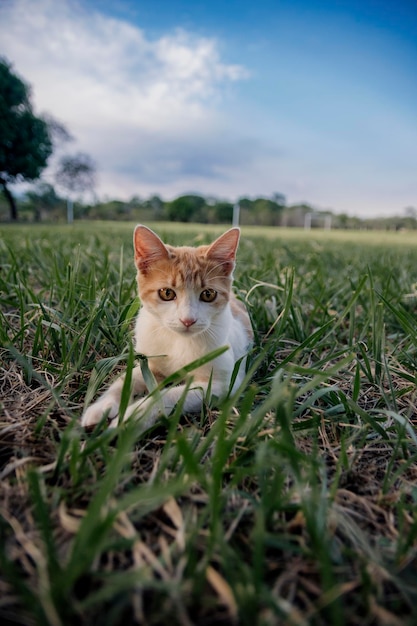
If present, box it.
[2,186,416,231]
[1,58,415,230]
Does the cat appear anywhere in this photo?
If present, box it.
[81,225,253,431]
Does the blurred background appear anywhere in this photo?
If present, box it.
[0,0,416,227]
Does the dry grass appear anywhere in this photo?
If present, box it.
[1,222,417,625]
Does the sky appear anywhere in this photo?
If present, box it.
[1,0,416,217]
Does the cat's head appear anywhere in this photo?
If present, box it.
[133,225,240,335]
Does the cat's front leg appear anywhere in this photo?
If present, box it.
[81,365,147,428]
[108,393,163,431]
[108,381,222,430]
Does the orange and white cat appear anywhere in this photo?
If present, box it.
[81,225,253,430]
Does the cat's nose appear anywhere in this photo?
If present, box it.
[180,317,197,328]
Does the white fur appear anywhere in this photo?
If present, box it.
[81,292,250,430]
[81,228,252,431]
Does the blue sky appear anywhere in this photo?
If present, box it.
[1,0,416,216]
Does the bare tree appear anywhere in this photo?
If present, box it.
[42,113,73,146]
[55,152,96,222]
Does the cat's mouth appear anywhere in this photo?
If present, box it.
[179,325,202,334]
[173,322,206,335]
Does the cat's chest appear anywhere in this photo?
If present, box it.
[141,330,215,380]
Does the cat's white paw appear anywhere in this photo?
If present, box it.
[108,396,161,431]
[81,396,119,428]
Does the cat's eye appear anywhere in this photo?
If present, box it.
[159,288,176,301]
[200,288,217,303]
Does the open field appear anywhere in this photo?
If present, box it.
[1,221,417,625]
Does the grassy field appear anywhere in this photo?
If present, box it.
[1,221,417,626]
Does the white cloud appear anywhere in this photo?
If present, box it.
[3,0,415,216]
[0,0,249,199]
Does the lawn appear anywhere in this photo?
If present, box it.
[1,221,417,625]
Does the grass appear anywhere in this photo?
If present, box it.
[1,221,417,625]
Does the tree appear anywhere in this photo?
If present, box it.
[166,195,206,222]
[24,182,63,222]
[213,201,234,223]
[237,196,285,226]
[0,58,53,220]
[55,153,96,222]
[144,195,164,218]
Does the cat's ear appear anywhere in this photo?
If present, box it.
[134,225,169,273]
[206,228,240,275]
